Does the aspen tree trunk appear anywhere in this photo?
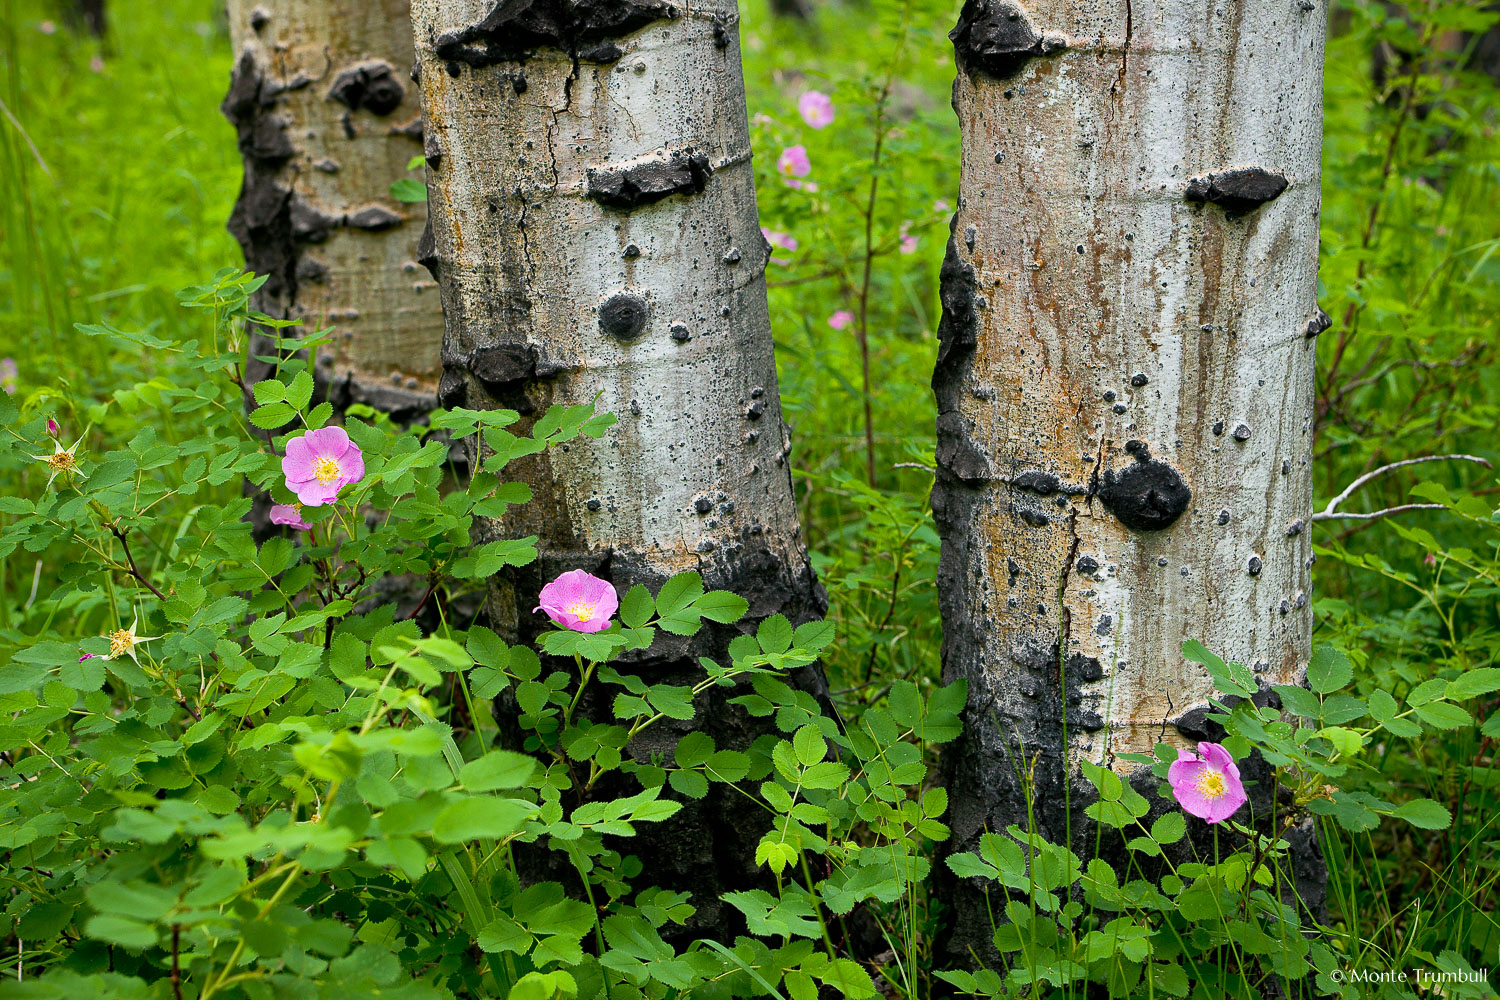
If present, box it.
[408,0,826,932]
[933,0,1327,962]
[223,0,442,420]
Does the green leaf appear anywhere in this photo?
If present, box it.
[1183,640,1255,698]
[249,400,296,429]
[431,795,536,843]
[655,572,704,618]
[674,731,715,768]
[1392,798,1452,830]
[696,591,749,624]
[84,915,158,950]
[390,177,428,203]
[1150,812,1186,845]
[793,724,827,767]
[460,751,538,792]
[668,768,709,799]
[1447,668,1500,702]
[619,585,654,629]
[757,614,794,655]
[252,379,287,404]
[509,970,578,1000]
[1307,646,1353,694]
[1413,701,1472,730]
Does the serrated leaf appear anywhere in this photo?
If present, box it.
[696,590,749,624]
[432,796,536,843]
[1307,646,1353,694]
[1392,798,1451,830]
[1447,668,1500,702]
[460,751,537,791]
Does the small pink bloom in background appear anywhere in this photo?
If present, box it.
[778,145,811,179]
[1425,553,1438,566]
[933,199,951,212]
[270,503,313,531]
[828,310,855,331]
[1168,741,1246,824]
[281,426,365,506]
[761,227,798,266]
[761,228,798,253]
[89,55,106,73]
[38,19,56,34]
[0,358,16,394]
[752,113,774,127]
[798,90,835,129]
[536,569,619,634]
[899,220,918,255]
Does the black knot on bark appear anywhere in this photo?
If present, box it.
[327,61,405,116]
[1185,167,1289,215]
[1306,307,1332,338]
[599,292,650,340]
[950,0,1066,81]
[586,150,713,210]
[1098,442,1192,532]
[435,0,678,68]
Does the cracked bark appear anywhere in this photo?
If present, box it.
[934,0,1328,965]
[409,0,826,937]
[224,0,442,422]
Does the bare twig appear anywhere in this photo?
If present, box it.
[109,526,168,601]
[1313,454,1493,522]
[1314,503,1445,524]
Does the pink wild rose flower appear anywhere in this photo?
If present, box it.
[798,90,835,129]
[778,145,812,179]
[281,426,365,506]
[0,358,16,394]
[270,503,313,531]
[828,310,855,331]
[535,569,619,634]
[1168,741,1246,824]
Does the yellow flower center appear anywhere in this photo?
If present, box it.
[1196,769,1227,801]
[48,450,77,472]
[312,456,342,486]
[565,600,597,622]
[108,629,133,658]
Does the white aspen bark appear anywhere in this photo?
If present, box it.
[408,0,825,931]
[933,0,1327,959]
[224,0,442,418]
